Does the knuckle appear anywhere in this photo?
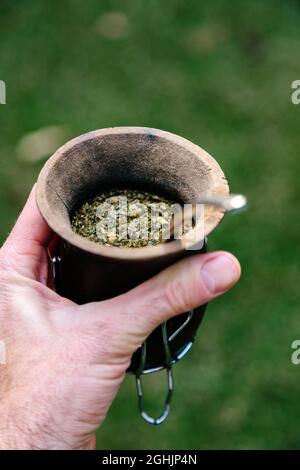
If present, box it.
[162,278,193,315]
[0,246,16,273]
[81,312,125,358]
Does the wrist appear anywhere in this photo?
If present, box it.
[0,404,33,449]
[0,403,96,450]
[0,401,58,450]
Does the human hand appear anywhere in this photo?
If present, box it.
[0,185,240,449]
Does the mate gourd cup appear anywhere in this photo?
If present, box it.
[36,127,228,423]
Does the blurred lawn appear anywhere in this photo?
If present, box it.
[1,0,300,450]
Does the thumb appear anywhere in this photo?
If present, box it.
[81,251,241,355]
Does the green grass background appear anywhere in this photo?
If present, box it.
[0,0,300,449]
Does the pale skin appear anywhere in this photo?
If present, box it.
[0,185,241,450]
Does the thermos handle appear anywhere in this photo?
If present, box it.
[135,322,174,425]
[135,311,194,425]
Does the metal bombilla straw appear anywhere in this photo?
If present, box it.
[169,194,248,240]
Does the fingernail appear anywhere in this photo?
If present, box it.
[201,255,239,294]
